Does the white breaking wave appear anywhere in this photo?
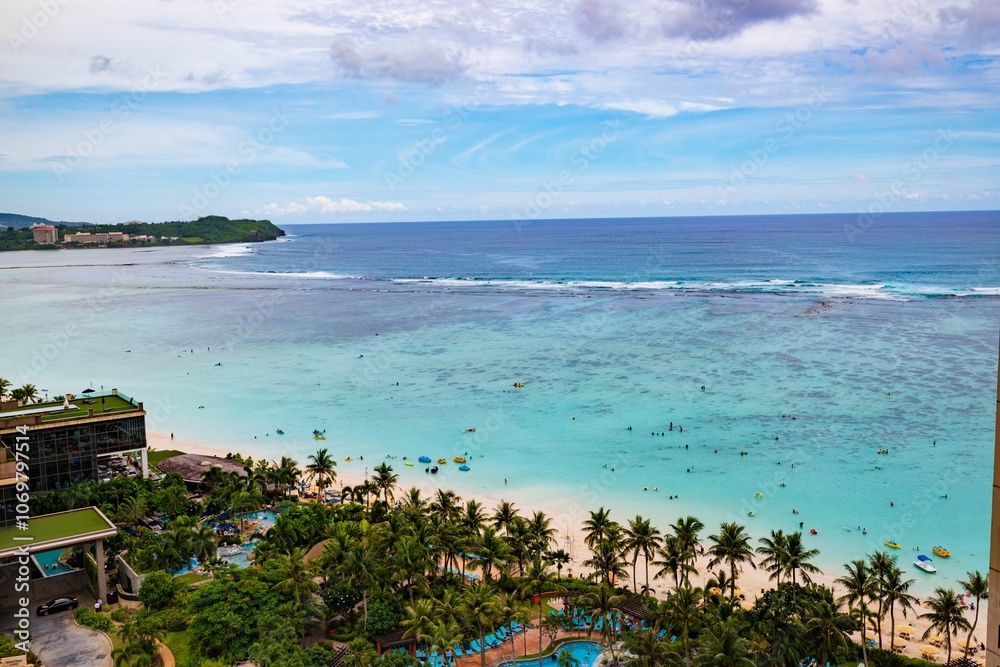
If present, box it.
[195,244,256,259]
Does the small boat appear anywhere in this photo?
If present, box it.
[885,540,902,549]
[404,461,414,467]
[512,382,524,388]
[313,435,326,440]
[464,428,476,433]
[932,546,951,558]
[275,429,284,435]
[418,456,432,463]
[809,528,817,535]
[345,457,352,462]
[753,493,763,498]
[454,456,467,464]
[459,465,470,471]
[437,458,447,464]
[914,554,937,573]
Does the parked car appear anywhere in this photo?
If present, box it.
[36,596,78,616]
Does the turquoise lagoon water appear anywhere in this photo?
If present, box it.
[499,641,602,667]
[3,212,998,595]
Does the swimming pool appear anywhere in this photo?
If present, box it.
[33,548,75,577]
[247,509,279,530]
[498,641,603,667]
[217,540,259,568]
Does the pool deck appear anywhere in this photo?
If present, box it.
[452,629,597,667]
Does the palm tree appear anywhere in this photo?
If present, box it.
[459,582,500,667]
[372,462,398,505]
[476,528,511,582]
[782,531,820,587]
[693,617,755,667]
[624,627,681,667]
[583,537,629,587]
[229,489,263,532]
[16,384,38,404]
[344,637,377,667]
[528,511,557,556]
[804,599,851,667]
[427,621,463,667]
[0,377,11,400]
[583,584,625,661]
[654,536,695,590]
[706,522,756,600]
[401,598,437,653]
[118,496,149,529]
[189,524,218,563]
[835,559,874,666]
[548,549,570,580]
[883,565,917,648]
[661,584,702,661]
[496,591,531,666]
[491,500,519,535]
[756,529,787,585]
[305,448,337,493]
[624,515,662,594]
[582,507,618,549]
[520,554,562,667]
[200,465,230,492]
[921,588,972,663]
[868,550,894,648]
[272,547,319,609]
[670,515,704,582]
[460,499,487,536]
[959,570,988,657]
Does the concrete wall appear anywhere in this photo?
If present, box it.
[31,570,87,602]
[116,554,146,594]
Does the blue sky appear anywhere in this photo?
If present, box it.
[1,0,998,223]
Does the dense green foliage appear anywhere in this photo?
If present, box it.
[138,571,183,611]
[0,632,43,665]
[74,607,114,633]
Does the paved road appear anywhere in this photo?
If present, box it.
[0,593,112,667]
[29,610,112,666]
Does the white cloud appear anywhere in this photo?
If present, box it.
[260,196,407,216]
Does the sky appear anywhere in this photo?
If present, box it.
[0,0,998,224]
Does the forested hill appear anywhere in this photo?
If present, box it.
[0,215,285,251]
[95,216,285,243]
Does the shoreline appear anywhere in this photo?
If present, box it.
[146,431,988,654]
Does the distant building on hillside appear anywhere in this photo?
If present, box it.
[0,388,148,528]
[64,231,130,244]
[132,235,155,243]
[31,224,58,244]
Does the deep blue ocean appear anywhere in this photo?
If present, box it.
[3,210,998,594]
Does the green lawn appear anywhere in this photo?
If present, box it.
[165,630,226,667]
[175,571,211,585]
[40,394,138,420]
[148,449,184,467]
[0,507,115,551]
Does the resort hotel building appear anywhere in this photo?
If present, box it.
[0,389,147,605]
